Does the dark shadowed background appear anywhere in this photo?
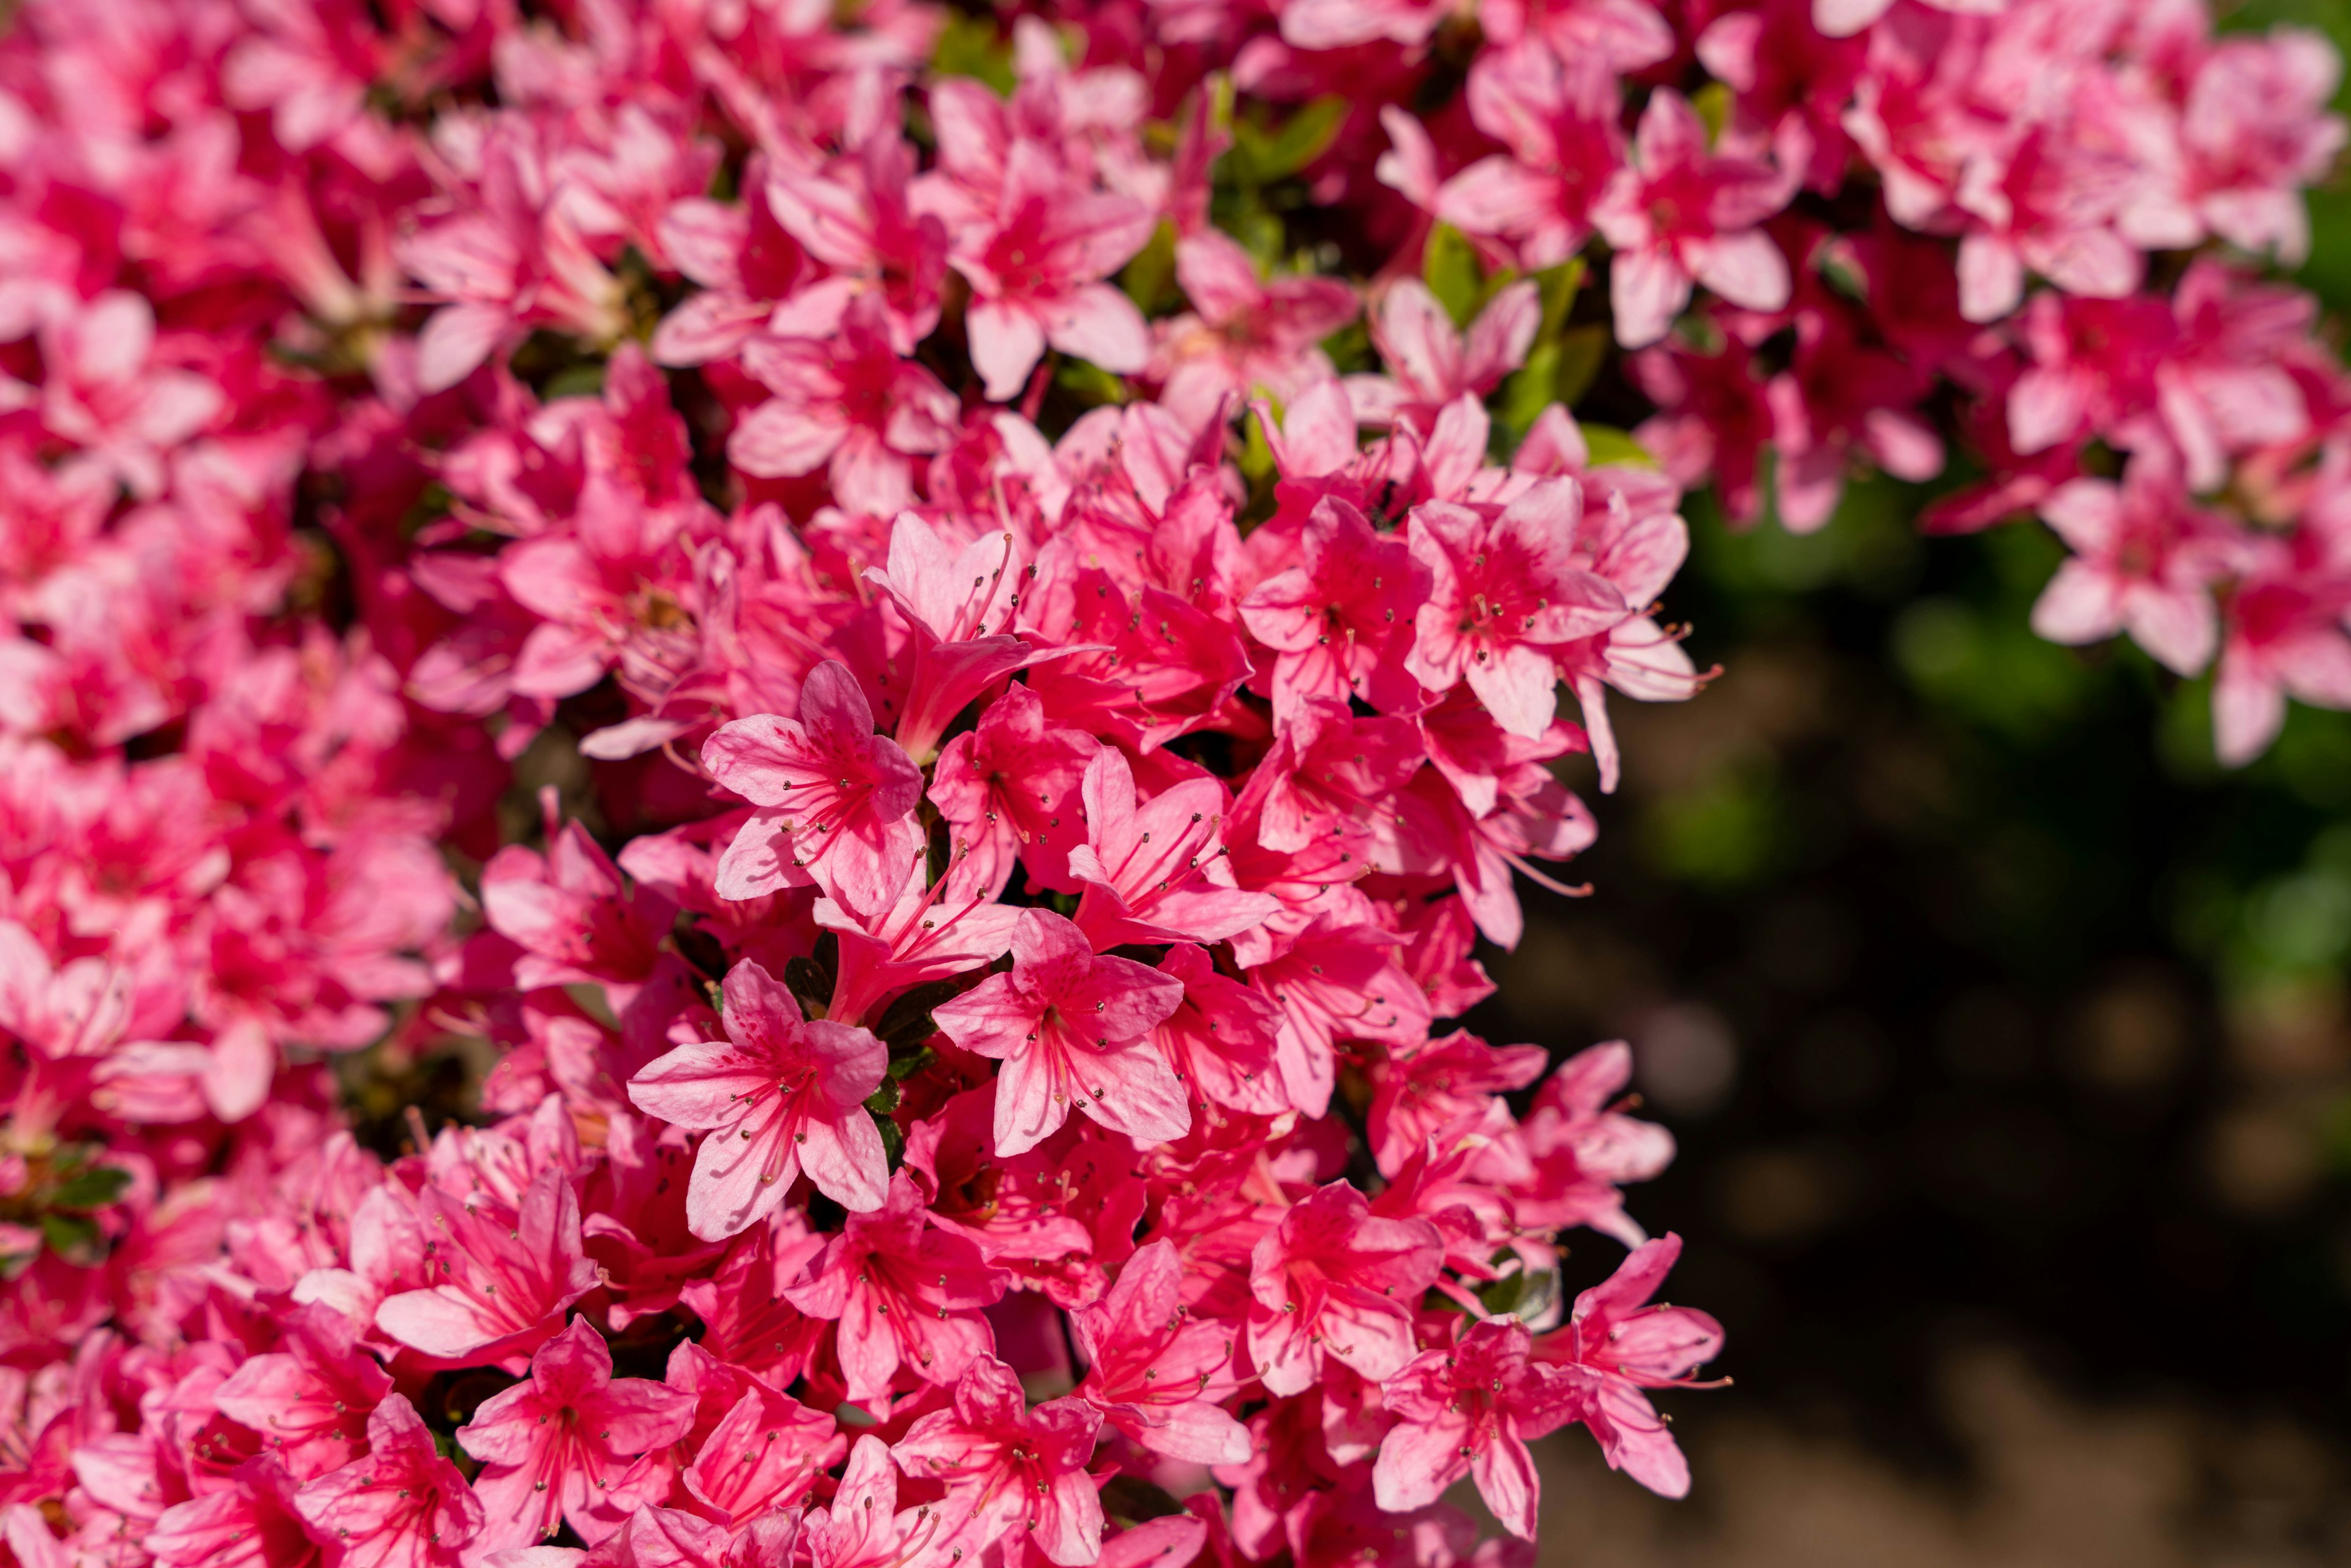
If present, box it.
[1474,2,2351,1539]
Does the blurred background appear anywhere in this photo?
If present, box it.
[1483,0,2351,1537]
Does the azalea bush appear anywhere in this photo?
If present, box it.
[0,0,2345,1566]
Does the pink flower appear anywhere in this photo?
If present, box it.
[891,1356,1106,1567]
[925,142,1155,400]
[2031,452,2225,677]
[1153,230,1359,432]
[212,1304,392,1481]
[1247,1182,1443,1396]
[928,683,1101,899]
[781,1171,1007,1403]
[930,907,1189,1157]
[728,293,960,516]
[149,1455,318,1568]
[1372,1315,1580,1539]
[681,1376,842,1525]
[457,1318,698,1550]
[764,134,950,353]
[1438,44,1623,271]
[1068,748,1280,950]
[1368,1032,1548,1179]
[16,291,222,500]
[702,660,928,913]
[1344,280,1542,433]
[1238,498,1426,722]
[1537,1234,1725,1499]
[628,957,891,1238]
[1071,1239,1251,1465]
[802,1435,947,1568]
[1402,481,1628,738]
[372,1169,601,1367]
[1593,91,1795,348]
[290,1396,483,1568]
[1149,943,1289,1116]
[1514,1040,1676,1247]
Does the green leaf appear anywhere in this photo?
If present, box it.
[1580,424,1658,468]
[1532,257,1586,339]
[1055,356,1130,408]
[39,1212,100,1260]
[932,12,1016,95]
[887,1045,937,1082]
[1551,323,1610,409]
[50,1165,131,1211]
[1691,81,1732,144]
[1423,223,1486,328]
[784,942,836,1021]
[873,1111,906,1172]
[864,1078,902,1116]
[876,982,962,1047]
[1121,219,1180,315]
[1231,96,1347,185]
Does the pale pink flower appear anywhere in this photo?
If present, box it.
[1536,1234,1726,1499]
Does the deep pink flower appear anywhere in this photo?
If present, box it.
[703,660,928,913]
[1068,748,1280,950]
[1438,44,1623,271]
[765,133,950,353]
[928,683,1101,899]
[1238,498,1426,722]
[931,907,1188,1156]
[1403,481,1628,738]
[1153,230,1359,432]
[372,1169,601,1367]
[681,1376,842,1526]
[456,1318,698,1550]
[1509,1040,1676,1248]
[2031,452,2226,677]
[149,1455,318,1568]
[781,1172,1007,1404]
[1246,1182,1443,1396]
[1071,1239,1250,1465]
[1593,90,1796,348]
[891,1356,1106,1567]
[628,956,891,1237]
[212,1304,391,1482]
[728,293,960,516]
[801,1435,947,1568]
[1535,1234,1725,1499]
[1373,1315,1581,1538]
[923,142,1155,401]
[1344,280,1542,434]
[290,1396,483,1568]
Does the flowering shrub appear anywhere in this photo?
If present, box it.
[0,0,2343,1565]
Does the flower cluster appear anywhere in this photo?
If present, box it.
[0,0,2342,1566]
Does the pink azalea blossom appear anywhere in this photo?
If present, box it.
[1402,479,1628,738]
[1071,1240,1251,1464]
[1536,1234,1726,1499]
[290,1396,483,1568]
[1247,1182,1443,1395]
[2031,452,2226,677]
[781,1172,1007,1404]
[702,660,927,912]
[628,956,892,1238]
[1592,91,1796,348]
[931,907,1189,1156]
[456,1318,697,1550]
[1372,1315,1581,1539]
[890,1356,1106,1567]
